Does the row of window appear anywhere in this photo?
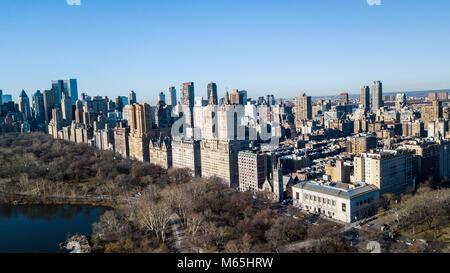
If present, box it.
[305,206,336,217]
[356,197,375,207]
[301,193,337,206]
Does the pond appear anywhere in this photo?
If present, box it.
[0,204,106,253]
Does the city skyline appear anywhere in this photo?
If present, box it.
[1,0,450,103]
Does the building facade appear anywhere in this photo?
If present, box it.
[293,181,380,223]
[200,139,250,187]
[294,93,312,121]
[172,139,201,176]
[354,150,414,195]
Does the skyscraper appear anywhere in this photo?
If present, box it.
[294,93,312,121]
[129,90,137,105]
[167,87,177,106]
[43,89,56,123]
[18,90,31,120]
[32,90,45,123]
[115,96,124,111]
[75,100,84,123]
[128,103,152,162]
[182,82,195,107]
[354,150,413,195]
[207,82,218,105]
[372,81,383,111]
[340,93,349,105]
[438,92,448,101]
[68,79,78,105]
[61,92,73,122]
[429,92,437,101]
[360,86,370,111]
[223,91,230,105]
[266,94,275,106]
[158,92,166,104]
[240,91,248,105]
[51,80,64,107]
[230,89,241,105]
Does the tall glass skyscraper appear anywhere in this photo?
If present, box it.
[32,90,45,123]
[158,92,166,104]
[69,79,78,105]
[167,86,177,106]
[51,80,64,107]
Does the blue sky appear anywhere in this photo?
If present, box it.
[1,0,449,104]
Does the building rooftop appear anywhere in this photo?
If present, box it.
[293,181,379,200]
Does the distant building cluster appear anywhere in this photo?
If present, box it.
[2,79,450,223]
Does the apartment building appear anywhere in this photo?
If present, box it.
[353,150,414,195]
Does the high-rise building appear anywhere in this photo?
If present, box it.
[48,108,63,138]
[68,79,78,105]
[294,93,312,121]
[18,90,31,120]
[354,150,414,195]
[200,139,250,187]
[207,82,218,105]
[0,90,2,106]
[167,87,177,106]
[114,122,130,159]
[258,96,266,105]
[129,90,137,105]
[2,94,12,103]
[115,96,124,111]
[128,103,152,162]
[438,92,448,101]
[223,91,230,105]
[340,93,349,105]
[75,100,84,123]
[372,81,383,111]
[149,138,173,169]
[347,134,377,156]
[43,89,56,123]
[171,139,202,176]
[240,90,248,105]
[158,92,165,104]
[428,92,438,101]
[51,80,64,107]
[181,82,195,107]
[61,92,73,122]
[32,90,45,123]
[420,100,442,127]
[217,105,240,141]
[238,150,268,193]
[266,94,275,106]
[230,89,241,105]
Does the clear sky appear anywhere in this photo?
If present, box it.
[1,0,449,104]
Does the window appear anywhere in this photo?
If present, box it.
[342,203,347,212]
[332,201,336,206]
[327,199,331,205]
[318,197,321,203]
[314,196,316,201]
[296,192,299,200]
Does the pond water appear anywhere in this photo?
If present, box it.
[0,204,106,253]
